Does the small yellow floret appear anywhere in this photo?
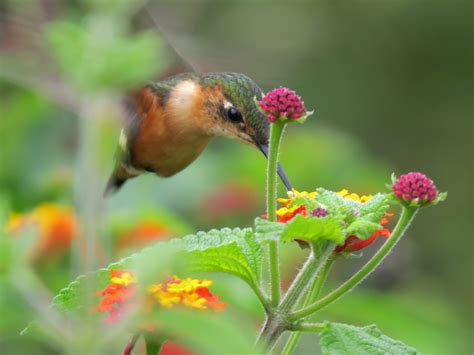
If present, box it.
[337,189,373,203]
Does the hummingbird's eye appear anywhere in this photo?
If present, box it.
[226,107,243,123]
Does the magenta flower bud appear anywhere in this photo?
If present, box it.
[311,207,329,218]
[392,172,439,206]
[258,87,311,123]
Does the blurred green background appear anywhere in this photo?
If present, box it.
[0,0,472,354]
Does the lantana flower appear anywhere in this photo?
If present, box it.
[274,189,372,223]
[95,270,225,324]
[273,189,392,253]
[5,203,78,262]
[258,87,313,123]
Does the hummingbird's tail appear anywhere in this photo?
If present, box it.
[104,174,127,196]
[104,165,137,196]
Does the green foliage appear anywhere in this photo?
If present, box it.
[319,322,418,355]
[44,21,165,91]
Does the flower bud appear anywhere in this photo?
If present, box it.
[392,172,439,207]
[258,87,311,123]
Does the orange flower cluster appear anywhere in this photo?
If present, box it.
[95,270,225,324]
[5,203,78,261]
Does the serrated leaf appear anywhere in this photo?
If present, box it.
[178,228,262,287]
[254,217,285,242]
[358,194,389,223]
[281,214,345,244]
[319,322,419,355]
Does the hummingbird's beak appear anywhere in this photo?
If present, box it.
[256,143,293,191]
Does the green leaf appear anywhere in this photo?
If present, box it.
[178,228,262,287]
[319,322,419,355]
[254,217,285,242]
[344,220,382,241]
[281,214,345,244]
[357,194,389,223]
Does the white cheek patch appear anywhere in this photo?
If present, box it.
[223,101,233,110]
[119,129,128,152]
[169,80,198,121]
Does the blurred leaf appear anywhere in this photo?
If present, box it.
[319,322,418,355]
[49,227,262,314]
[43,21,165,91]
[156,309,264,355]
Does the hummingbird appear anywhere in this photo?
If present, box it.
[105,72,292,195]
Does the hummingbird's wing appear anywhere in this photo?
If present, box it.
[0,2,199,195]
[0,2,198,114]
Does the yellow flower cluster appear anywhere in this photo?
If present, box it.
[147,277,223,310]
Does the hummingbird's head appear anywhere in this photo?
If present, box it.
[201,72,269,147]
[200,72,292,190]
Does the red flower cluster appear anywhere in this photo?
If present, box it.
[258,87,307,122]
[392,172,438,206]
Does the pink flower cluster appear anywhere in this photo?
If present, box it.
[259,87,307,122]
[392,172,438,205]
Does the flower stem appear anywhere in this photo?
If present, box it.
[294,322,326,332]
[282,256,335,355]
[266,121,286,306]
[280,243,334,314]
[123,334,139,355]
[289,207,417,321]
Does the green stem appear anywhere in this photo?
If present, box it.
[256,315,285,350]
[280,243,334,314]
[282,256,335,355]
[289,207,417,321]
[252,284,271,314]
[294,322,326,332]
[266,121,286,306]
